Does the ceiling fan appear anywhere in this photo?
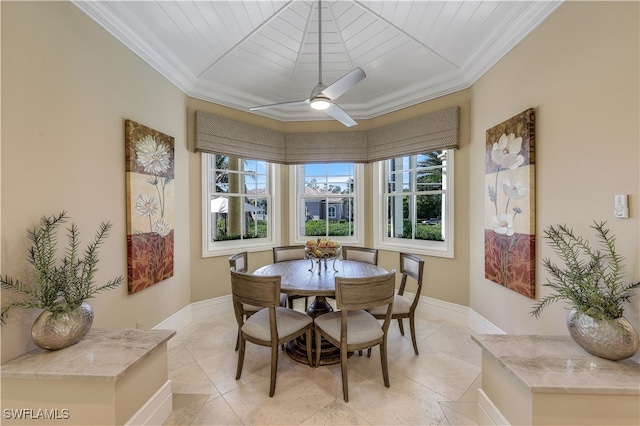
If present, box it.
[249,0,366,127]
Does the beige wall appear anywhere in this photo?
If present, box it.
[469,1,640,362]
[1,1,191,362]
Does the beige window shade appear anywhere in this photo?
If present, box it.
[285,131,368,164]
[367,106,459,162]
[194,111,286,163]
[194,106,459,164]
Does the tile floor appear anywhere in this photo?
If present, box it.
[164,304,482,425]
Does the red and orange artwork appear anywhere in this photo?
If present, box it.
[484,109,536,298]
[125,120,175,294]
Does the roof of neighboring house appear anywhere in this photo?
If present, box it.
[245,186,346,202]
[304,186,345,203]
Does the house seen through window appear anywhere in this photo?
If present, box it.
[292,163,363,244]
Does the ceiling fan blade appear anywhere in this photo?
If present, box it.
[323,103,357,127]
[319,67,366,101]
[249,99,309,111]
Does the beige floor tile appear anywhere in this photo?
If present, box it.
[169,361,220,396]
[165,312,479,425]
[162,393,209,425]
[390,351,481,401]
[191,394,244,425]
[299,400,370,425]
[223,368,335,424]
[345,374,448,425]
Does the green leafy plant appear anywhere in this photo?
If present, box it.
[1,212,124,324]
[531,221,640,321]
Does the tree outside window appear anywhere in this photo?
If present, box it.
[206,154,271,244]
[386,151,448,242]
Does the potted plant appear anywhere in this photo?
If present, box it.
[531,221,640,360]
[0,211,124,350]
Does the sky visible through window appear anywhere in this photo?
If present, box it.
[304,163,353,192]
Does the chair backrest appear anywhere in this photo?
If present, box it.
[334,270,396,312]
[341,246,378,265]
[272,245,305,263]
[230,269,281,310]
[229,252,248,272]
[397,253,425,301]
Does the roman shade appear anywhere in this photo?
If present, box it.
[285,131,369,164]
[194,111,286,163]
[367,106,459,162]
[194,106,459,164]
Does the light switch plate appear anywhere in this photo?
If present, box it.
[614,194,629,218]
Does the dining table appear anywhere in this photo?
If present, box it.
[253,258,388,366]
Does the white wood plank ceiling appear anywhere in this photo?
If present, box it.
[73,1,562,125]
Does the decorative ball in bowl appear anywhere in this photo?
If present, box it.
[305,238,341,259]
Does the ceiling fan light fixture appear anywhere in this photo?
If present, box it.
[310,97,331,111]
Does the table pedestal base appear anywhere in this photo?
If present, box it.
[285,296,351,366]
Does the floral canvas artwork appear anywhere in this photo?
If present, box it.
[484,109,535,298]
[125,120,175,294]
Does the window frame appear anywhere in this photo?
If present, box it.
[201,154,281,257]
[372,149,455,258]
[289,163,365,245]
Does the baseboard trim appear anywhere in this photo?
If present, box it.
[154,304,192,331]
[416,294,469,326]
[154,294,501,338]
[469,309,505,335]
[125,380,173,426]
[477,388,510,426]
[191,295,233,321]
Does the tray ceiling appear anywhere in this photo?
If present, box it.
[73,1,562,124]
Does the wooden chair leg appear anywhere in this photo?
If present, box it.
[380,340,390,388]
[236,337,246,380]
[305,329,313,366]
[340,344,349,402]
[398,318,405,335]
[269,344,278,397]
[314,327,322,368]
[409,315,419,355]
[235,330,240,351]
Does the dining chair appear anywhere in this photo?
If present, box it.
[341,246,378,265]
[272,245,309,310]
[369,252,425,355]
[313,270,396,402]
[229,252,287,351]
[230,268,313,397]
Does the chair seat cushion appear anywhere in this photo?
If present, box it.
[242,307,312,341]
[369,294,411,316]
[315,310,383,345]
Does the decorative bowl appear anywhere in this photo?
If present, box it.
[304,243,341,259]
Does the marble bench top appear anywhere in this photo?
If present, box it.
[472,334,640,395]
[1,328,175,382]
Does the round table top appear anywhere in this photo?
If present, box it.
[253,259,388,297]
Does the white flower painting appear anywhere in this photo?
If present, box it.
[125,120,175,294]
[484,109,536,298]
